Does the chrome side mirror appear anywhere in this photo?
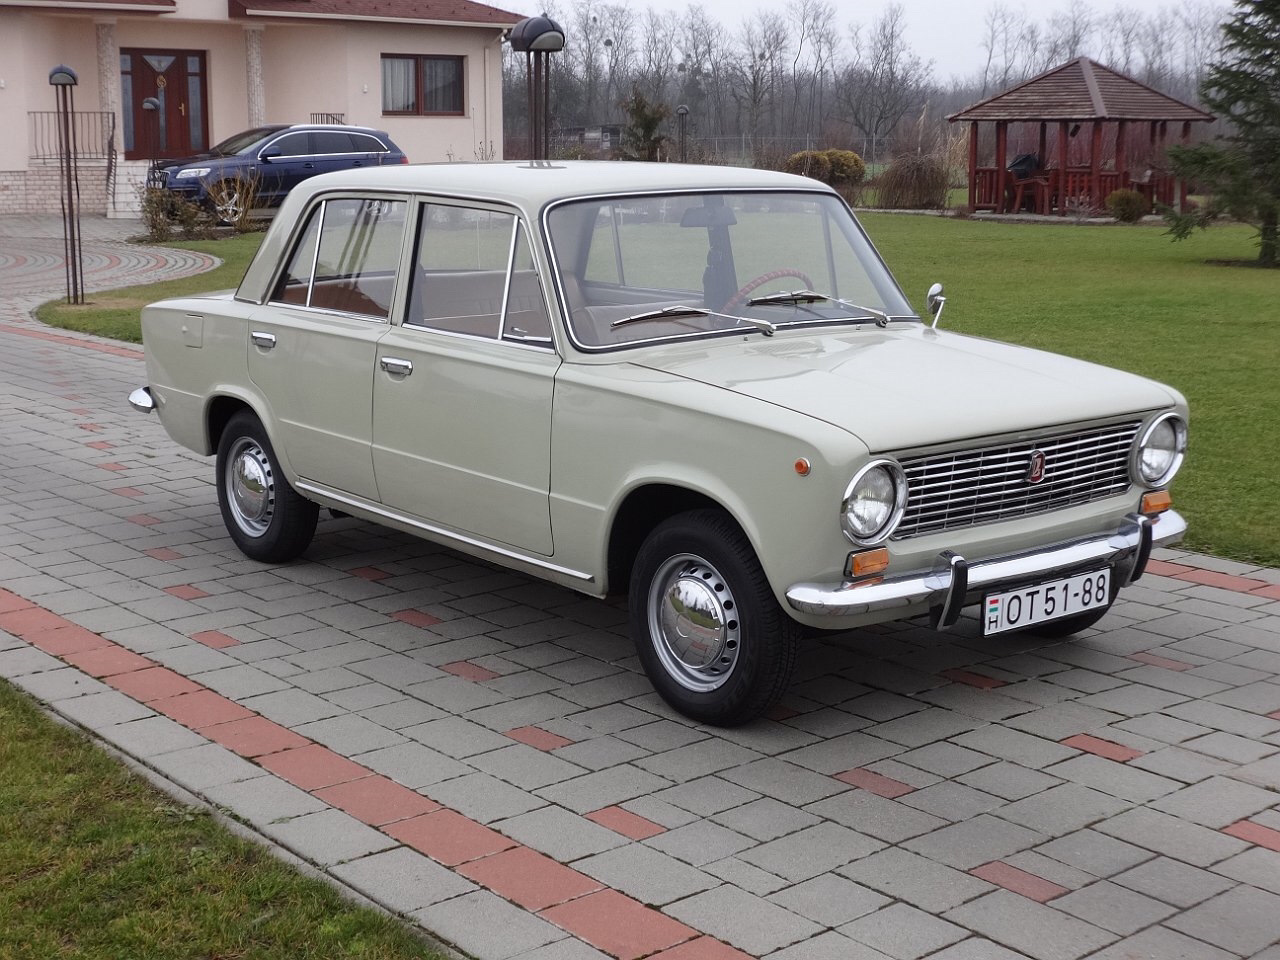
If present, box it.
[926,282,947,328]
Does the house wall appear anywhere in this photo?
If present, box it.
[261,22,505,163]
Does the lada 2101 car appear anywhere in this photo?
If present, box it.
[130,162,1189,725]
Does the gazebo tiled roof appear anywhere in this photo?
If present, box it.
[949,57,1214,124]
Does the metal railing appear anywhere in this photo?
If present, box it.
[28,111,117,161]
[310,112,346,124]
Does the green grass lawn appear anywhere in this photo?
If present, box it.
[35,216,1277,565]
[35,233,263,343]
[0,680,444,960]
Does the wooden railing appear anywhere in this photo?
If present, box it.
[972,166,1178,215]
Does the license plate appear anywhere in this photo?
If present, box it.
[983,569,1111,636]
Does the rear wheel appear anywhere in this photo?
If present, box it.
[629,509,799,726]
[215,411,317,562]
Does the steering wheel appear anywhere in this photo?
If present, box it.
[723,269,815,310]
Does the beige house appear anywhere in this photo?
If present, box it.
[0,0,520,215]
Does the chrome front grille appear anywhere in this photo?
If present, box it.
[894,421,1141,539]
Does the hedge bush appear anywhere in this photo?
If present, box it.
[1106,188,1148,223]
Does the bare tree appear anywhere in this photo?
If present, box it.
[636,8,678,104]
[836,4,932,160]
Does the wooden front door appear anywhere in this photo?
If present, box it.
[121,49,209,161]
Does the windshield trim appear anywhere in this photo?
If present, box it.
[541,186,916,355]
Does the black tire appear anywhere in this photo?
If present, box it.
[215,410,318,562]
[629,509,800,726]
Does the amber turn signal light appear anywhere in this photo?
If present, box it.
[846,547,890,578]
[1141,490,1172,515]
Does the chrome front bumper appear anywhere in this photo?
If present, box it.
[786,509,1186,626]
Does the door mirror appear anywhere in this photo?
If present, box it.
[926,282,946,328]
[259,147,282,162]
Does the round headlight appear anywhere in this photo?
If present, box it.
[1132,413,1186,487]
[842,459,907,545]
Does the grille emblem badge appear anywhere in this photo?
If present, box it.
[1027,449,1047,484]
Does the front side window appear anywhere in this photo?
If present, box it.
[270,197,407,319]
[381,54,464,115]
[406,203,550,345]
[269,133,311,157]
[546,191,914,349]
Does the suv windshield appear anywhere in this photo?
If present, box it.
[212,126,285,156]
[545,191,914,349]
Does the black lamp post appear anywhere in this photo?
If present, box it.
[677,104,689,163]
[49,64,84,305]
[509,16,565,161]
[142,96,161,175]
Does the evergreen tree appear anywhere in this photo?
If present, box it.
[1165,0,1279,266]
[619,88,671,161]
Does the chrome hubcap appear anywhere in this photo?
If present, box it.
[225,437,274,537]
[647,553,741,692]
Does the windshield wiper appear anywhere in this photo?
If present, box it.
[611,304,777,337]
[747,289,896,328]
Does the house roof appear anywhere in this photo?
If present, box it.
[229,0,521,28]
[949,57,1214,123]
[0,0,175,12]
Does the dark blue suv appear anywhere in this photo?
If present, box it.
[152,124,407,222]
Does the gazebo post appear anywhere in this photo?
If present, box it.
[968,121,978,210]
[1179,121,1191,210]
[1057,121,1068,215]
[1090,121,1103,210]
[1037,122,1047,166]
[995,121,1008,214]
[1116,120,1128,186]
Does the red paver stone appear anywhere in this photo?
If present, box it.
[391,608,442,628]
[191,630,239,649]
[1252,583,1280,601]
[458,845,602,910]
[1060,734,1143,763]
[0,590,33,613]
[165,584,210,601]
[971,861,1069,902]
[0,606,71,638]
[63,645,153,678]
[84,440,114,450]
[650,937,756,960]
[97,462,127,472]
[106,666,201,702]
[942,668,1007,689]
[834,767,916,798]
[1145,559,1195,577]
[25,624,113,656]
[314,775,440,825]
[349,566,389,581]
[1223,820,1280,853]
[506,725,574,751]
[1172,568,1268,593]
[110,486,145,498]
[541,889,697,960]
[127,514,163,525]
[1129,651,1193,671]
[77,423,104,432]
[145,547,183,562]
[153,690,254,729]
[200,715,311,758]
[440,660,501,682]
[383,809,516,866]
[258,744,372,791]
[765,704,800,721]
[585,805,667,840]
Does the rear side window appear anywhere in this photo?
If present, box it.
[270,197,408,319]
[311,131,355,154]
[350,133,389,154]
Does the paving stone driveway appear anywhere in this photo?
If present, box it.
[3,215,1280,960]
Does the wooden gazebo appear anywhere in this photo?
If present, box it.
[949,58,1214,216]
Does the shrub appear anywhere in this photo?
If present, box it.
[782,150,831,184]
[1106,188,1148,223]
[874,154,950,209]
[137,186,211,241]
[822,149,866,188]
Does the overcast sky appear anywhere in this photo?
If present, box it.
[500,0,1223,83]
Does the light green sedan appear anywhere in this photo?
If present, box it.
[130,161,1188,725]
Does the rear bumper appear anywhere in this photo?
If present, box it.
[785,509,1186,625]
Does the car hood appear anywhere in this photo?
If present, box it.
[156,152,228,171]
[627,324,1180,452]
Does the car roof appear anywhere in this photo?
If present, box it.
[279,123,390,135]
[284,161,832,213]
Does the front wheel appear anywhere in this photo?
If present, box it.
[215,411,318,562]
[207,180,243,225]
[629,510,799,726]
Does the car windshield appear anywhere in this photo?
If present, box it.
[545,190,914,350]
[211,126,284,156]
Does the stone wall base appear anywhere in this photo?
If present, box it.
[0,161,111,216]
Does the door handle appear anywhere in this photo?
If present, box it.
[250,331,276,349]
[303,162,315,169]
[379,357,413,376]
[352,160,363,167]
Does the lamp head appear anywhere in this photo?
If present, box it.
[49,64,79,86]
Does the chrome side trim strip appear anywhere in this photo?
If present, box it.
[787,509,1186,619]
[295,480,594,584]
